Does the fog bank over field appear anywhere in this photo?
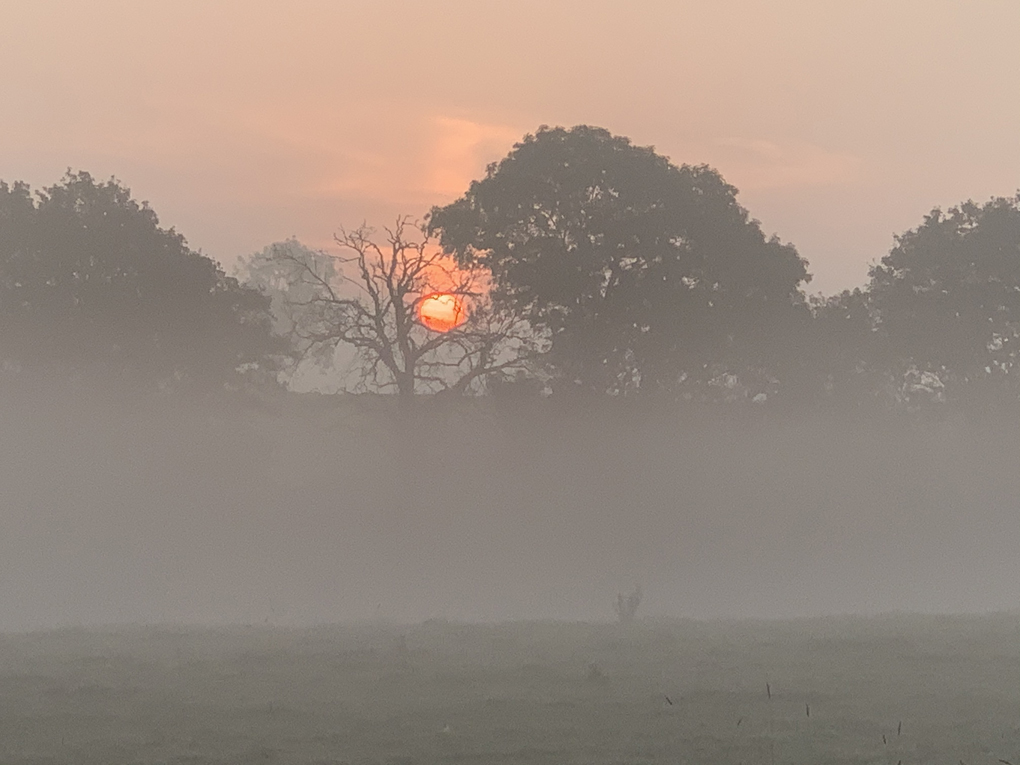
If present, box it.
[1,387,1018,632]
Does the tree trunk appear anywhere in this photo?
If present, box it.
[395,370,415,414]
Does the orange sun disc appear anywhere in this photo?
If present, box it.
[418,293,466,332]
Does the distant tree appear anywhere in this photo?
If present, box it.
[236,238,338,342]
[428,125,811,402]
[783,288,894,411]
[238,218,540,405]
[0,171,284,393]
[614,586,642,623]
[235,238,337,383]
[867,195,1020,409]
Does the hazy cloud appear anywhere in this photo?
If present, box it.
[712,138,862,190]
[427,117,524,198]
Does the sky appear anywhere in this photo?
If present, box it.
[3,0,1019,296]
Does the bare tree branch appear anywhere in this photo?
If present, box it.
[239,220,546,402]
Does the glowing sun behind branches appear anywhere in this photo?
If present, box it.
[418,292,467,332]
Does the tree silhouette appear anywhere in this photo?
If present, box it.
[614,586,642,623]
[0,171,284,393]
[785,288,894,411]
[238,218,540,405]
[428,125,811,402]
[867,195,1020,409]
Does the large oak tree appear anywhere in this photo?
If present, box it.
[427,125,811,401]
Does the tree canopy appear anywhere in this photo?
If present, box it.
[866,195,1020,408]
[7,143,1016,418]
[428,125,811,400]
[0,171,284,393]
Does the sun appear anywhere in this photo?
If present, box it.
[418,292,467,332]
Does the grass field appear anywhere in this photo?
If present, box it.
[0,613,1017,764]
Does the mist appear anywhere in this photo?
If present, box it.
[3,379,1016,633]
[6,5,1020,762]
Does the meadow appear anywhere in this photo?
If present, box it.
[1,613,1017,764]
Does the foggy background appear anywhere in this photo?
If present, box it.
[2,384,1017,632]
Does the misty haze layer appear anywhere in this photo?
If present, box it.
[2,387,1017,631]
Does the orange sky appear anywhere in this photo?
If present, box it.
[3,0,1019,295]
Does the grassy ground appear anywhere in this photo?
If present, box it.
[0,614,1017,764]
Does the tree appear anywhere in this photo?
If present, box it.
[0,171,285,393]
[427,125,811,402]
[235,238,339,385]
[867,195,1020,409]
[238,218,539,404]
[614,586,642,623]
[802,288,893,409]
[236,238,339,343]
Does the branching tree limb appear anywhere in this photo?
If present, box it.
[239,218,546,403]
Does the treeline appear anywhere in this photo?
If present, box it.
[0,171,283,399]
[3,125,1020,418]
